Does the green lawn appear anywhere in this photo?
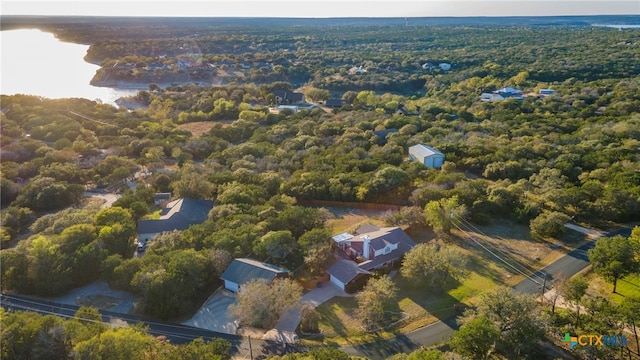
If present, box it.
[587,272,640,305]
[310,256,499,345]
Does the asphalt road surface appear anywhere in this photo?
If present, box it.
[0,293,305,359]
[515,227,633,294]
[341,226,633,359]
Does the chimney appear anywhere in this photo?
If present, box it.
[363,235,371,260]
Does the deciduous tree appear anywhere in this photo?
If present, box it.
[560,275,588,327]
[589,234,639,293]
[355,276,397,330]
[230,278,302,329]
[401,243,468,292]
[424,196,467,235]
[449,315,499,360]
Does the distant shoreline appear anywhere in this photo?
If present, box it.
[3,15,640,30]
[593,24,640,28]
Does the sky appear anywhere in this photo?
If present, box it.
[2,0,639,18]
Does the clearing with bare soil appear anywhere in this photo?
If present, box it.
[178,120,233,138]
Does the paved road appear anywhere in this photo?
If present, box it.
[0,293,305,359]
[514,227,633,294]
[341,226,634,359]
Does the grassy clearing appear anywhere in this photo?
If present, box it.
[585,271,640,305]
[177,120,234,138]
[326,212,387,235]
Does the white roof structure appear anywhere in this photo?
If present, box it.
[409,144,443,158]
[332,232,354,243]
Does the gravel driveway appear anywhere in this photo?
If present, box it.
[181,287,239,334]
[53,281,135,314]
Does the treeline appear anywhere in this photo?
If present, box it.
[0,307,232,360]
[81,26,640,94]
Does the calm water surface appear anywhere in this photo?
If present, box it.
[1,29,136,104]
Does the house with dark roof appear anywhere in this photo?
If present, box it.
[272,90,305,105]
[325,98,345,108]
[328,226,416,292]
[137,198,213,242]
[327,259,371,293]
[373,128,399,145]
[220,258,290,293]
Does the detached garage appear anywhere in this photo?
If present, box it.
[220,258,289,293]
[408,144,445,169]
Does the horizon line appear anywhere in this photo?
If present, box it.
[3,14,639,19]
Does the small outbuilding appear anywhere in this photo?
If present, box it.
[408,144,445,169]
[220,258,290,293]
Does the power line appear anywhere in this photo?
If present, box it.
[452,220,542,285]
[68,110,120,128]
[0,295,233,343]
[456,216,542,282]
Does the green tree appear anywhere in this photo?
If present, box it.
[560,276,588,327]
[384,206,426,228]
[449,315,499,360]
[424,196,467,235]
[468,287,546,359]
[589,234,640,293]
[304,243,335,276]
[298,303,320,334]
[171,163,215,199]
[529,211,570,239]
[73,328,158,360]
[253,230,296,261]
[230,278,302,329]
[170,338,231,360]
[304,87,330,102]
[620,296,640,353]
[27,235,71,296]
[355,276,397,330]
[298,227,331,248]
[401,243,468,292]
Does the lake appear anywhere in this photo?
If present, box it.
[0,29,136,104]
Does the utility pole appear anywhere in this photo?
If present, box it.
[248,336,253,360]
[541,273,547,301]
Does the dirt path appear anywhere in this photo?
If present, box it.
[564,223,605,239]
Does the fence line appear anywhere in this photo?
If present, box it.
[297,199,405,212]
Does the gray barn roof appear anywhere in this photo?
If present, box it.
[408,144,444,159]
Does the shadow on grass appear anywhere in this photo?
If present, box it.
[315,297,356,337]
[620,278,640,289]
[465,253,505,283]
[347,333,420,360]
[393,274,466,324]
